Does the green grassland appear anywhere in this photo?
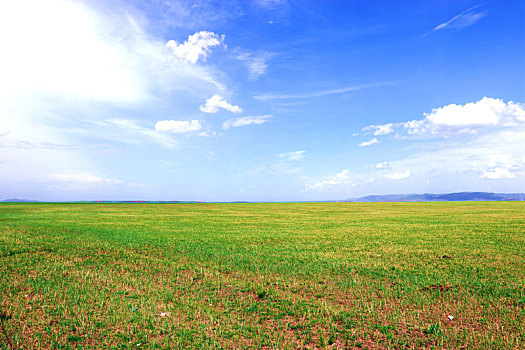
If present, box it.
[0,202,524,349]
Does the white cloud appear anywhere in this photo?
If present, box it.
[304,169,351,191]
[198,131,219,137]
[247,57,269,80]
[60,118,179,149]
[155,120,202,133]
[278,150,305,161]
[363,123,395,136]
[165,31,224,64]
[236,52,271,80]
[0,0,144,103]
[369,128,525,190]
[111,119,179,145]
[223,115,272,130]
[270,162,302,175]
[358,138,378,147]
[254,81,398,100]
[0,0,226,152]
[481,168,515,179]
[375,161,390,169]
[260,150,306,176]
[0,3,225,103]
[200,94,242,113]
[0,0,234,200]
[426,97,505,127]
[308,98,525,196]
[426,5,486,35]
[246,150,305,177]
[479,154,522,179]
[403,119,428,135]
[384,169,411,180]
[401,97,525,136]
[49,172,124,185]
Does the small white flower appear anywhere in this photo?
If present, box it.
[448,315,454,320]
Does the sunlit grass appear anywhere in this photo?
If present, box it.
[1,202,524,348]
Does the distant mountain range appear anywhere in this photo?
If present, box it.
[3,192,525,203]
[347,192,525,202]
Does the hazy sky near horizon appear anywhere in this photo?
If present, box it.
[1,0,524,201]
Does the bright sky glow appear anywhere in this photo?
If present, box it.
[0,0,524,201]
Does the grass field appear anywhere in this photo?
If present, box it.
[0,202,524,349]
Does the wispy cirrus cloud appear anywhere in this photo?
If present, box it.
[246,56,269,80]
[47,171,148,195]
[358,138,378,147]
[49,172,124,185]
[236,51,274,80]
[56,118,181,149]
[155,120,202,134]
[278,150,305,161]
[223,115,272,130]
[424,5,486,36]
[253,81,398,100]
[384,169,411,180]
[271,150,305,175]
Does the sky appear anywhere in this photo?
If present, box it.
[0,0,524,201]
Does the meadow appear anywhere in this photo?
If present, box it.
[0,202,524,349]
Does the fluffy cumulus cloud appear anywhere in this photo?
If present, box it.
[165,31,224,64]
[358,138,378,147]
[306,98,525,196]
[223,115,272,130]
[0,0,227,151]
[404,97,525,135]
[362,97,525,138]
[200,94,242,113]
[155,120,202,133]
[425,98,506,126]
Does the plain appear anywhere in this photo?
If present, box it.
[0,202,524,349]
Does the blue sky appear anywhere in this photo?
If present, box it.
[1,0,524,201]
